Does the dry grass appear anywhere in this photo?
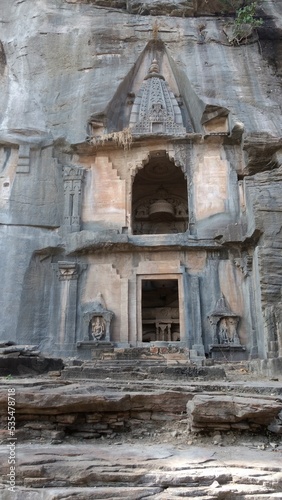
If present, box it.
[91,127,133,150]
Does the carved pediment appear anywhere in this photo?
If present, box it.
[129,58,189,137]
[86,38,238,144]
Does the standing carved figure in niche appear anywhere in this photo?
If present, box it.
[218,317,240,344]
[218,318,229,344]
[91,316,105,341]
[227,317,240,344]
[208,295,241,346]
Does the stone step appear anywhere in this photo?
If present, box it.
[80,345,190,361]
[88,358,168,364]
[61,364,226,382]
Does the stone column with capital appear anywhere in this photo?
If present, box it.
[52,261,86,356]
[183,267,205,357]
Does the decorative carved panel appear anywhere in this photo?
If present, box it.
[130,59,191,137]
[63,165,84,232]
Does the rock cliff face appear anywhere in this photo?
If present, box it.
[0,0,281,367]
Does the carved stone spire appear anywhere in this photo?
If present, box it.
[129,58,188,136]
[144,59,164,80]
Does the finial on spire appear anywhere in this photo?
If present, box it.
[144,58,164,81]
[149,59,160,74]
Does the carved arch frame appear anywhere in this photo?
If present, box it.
[127,144,191,235]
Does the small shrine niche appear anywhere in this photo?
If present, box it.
[90,315,106,341]
[208,295,246,361]
[81,293,114,344]
[132,153,188,235]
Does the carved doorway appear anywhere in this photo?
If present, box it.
[132,153,188,234]
[141,279,180,342]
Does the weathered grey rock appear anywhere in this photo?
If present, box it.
[187,394,282,432]
[0,0,280,146]
[0,341,15,348]
[64,0,266,17]
[0,382,189,416]
[127,0,196,16]
[0,355,63,376]
[1,442,282,498]
[0,0,281,365]
[0,345,38,354]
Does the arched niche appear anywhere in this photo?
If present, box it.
[132,153,188,235]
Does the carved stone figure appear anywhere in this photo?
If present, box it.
[208,295,241,346]
[227,317,240,344]
[81,293,114,343]
[91,316,106,341]
[218,316,240,345]
[218,317,228,344]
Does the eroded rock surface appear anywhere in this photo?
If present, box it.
[187,394,282,432]
[1,369,282,498]
[1,442,282,498]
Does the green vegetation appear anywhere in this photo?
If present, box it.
[235,2,262,28]
[233,2,263,43]
[220,1,263,45]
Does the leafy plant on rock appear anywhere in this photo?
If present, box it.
[222,1,263,45]
[234,2,262,42]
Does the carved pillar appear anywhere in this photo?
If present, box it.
[208,317,218,344]
[190,274,205,356]
[181,265,190,346]
[277,306,282,357]
[128,278,137,346]
[182,266,204,355]
[120,277,129,344]
[63,166,84,232]
[53,261,85,356]
[233,252,257,357]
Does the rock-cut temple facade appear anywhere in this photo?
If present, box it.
[0,0,281,373]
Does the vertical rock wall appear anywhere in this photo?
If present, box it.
[0,0,281,363]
